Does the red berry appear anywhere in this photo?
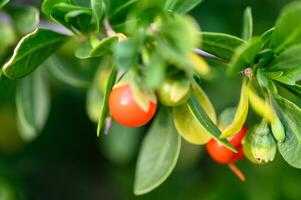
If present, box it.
[206,125,248,164]
[109,84,157,127]
[231,146,245,162]
[229,125,248,147]
[206,139,234,164]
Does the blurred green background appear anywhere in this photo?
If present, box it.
[1,0,300,199]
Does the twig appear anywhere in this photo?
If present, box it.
[104,17,116,37]
[104,117,112,135]
[193,48,226,63]
[228,163,246,182]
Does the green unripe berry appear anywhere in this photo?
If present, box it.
[157,78,191,106]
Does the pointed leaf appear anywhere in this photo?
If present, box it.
[96,66,117,137]
[102,121,142,165]
[220,80,249,138]
[134,108,181,195]
[0,21,16,51]
[201,32,246,61]
[16,69,50,141]
[269,74,296,86]
[48,3,95,34]
[282,84,301,98]
[268,45,301,71]
[271,94,301,168]
[46,56,91,88]
[9,6,39,34]
[90,36,118,57]
[261,28,274,47]
[173,84,216,144]
[86,69,103,123]
[187,95,236,152]
[270,2,301,52]
[241,7,253,41]
[2,28,68,79]
[267,45,301,85]
[247,84,275,123]
[228,37,262,74]
[42,0,68,15]
[64,10,95,34]
[91,0,104,31]
[0,0,9,9]
[114,39,139,70]
[164,0,203,14]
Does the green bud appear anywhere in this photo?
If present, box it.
[242,128,260,164]
[271,118,286,143]
[251,120,277,163]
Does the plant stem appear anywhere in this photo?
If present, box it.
[193,48,226,63]
[104,17,116,37]
[228,163,246,182]
[104,117,112,135]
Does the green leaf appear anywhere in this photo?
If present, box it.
[220,80,249,138]
[91,0,104,31]
[268,45,301,71]
[187,95,236,152]
[109,0,138,20]
[102,121,142,165]
[114,40,138,70]
[2,28,68,79]
[96,66,117,137]
[281,84,301,98]
[86,82,103,123]
[0,21,16,51]
[265,71,283,79]
[157,41,194,74]
[160,15,200,53]
[90,36,119,57]
[0,0,9,9]
[72,0,90,7]
[134,108,181,195]
[241,7,253,41]
[164,0,203,14]
[173,84,216,145]
[9,6,39,34]
[42,0,68,15]
[143,52,165,89]
[49,5,75,32]
[201,32,246,61]
[16,69,50,141]
[46,56,91,88]
[0,71,15,104]
[266,45,301,85]
[247,83,275,123]
[76,36,119,59]
[257,68,269,88]
[228,37,262,75]
[256,49,275,68]
[269,75,295,86]
[261,28,274,47]
[271,94,301,168]
[86,67,105,123]
[48,3,95,34]
[270,2,301,52]
[64,9,95,34]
